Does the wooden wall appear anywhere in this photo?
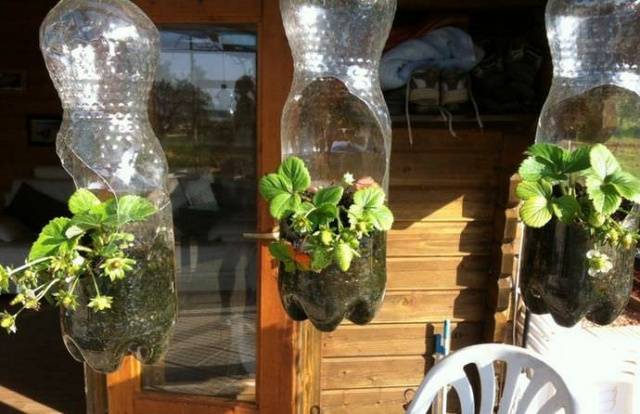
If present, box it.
[317,124,534,414]
[0,1,61,194]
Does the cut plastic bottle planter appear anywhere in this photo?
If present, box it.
[40,0,177,372]
[278,0,396,331]
[520,0,640,327]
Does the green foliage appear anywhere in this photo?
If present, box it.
[516,143,640,249]
[278,156,311,192]
[313,186,344,206]
[349,187,394,232]
[259,157,309,220]
[551,196,581,224]
[68,189,101,215]
[0,190,158,334]
[590,144,620,180]
[259,159,395,273]
[269,241,296,273]
[114,195,157,225]
[28,218,74,262]
[520,196,553,228]
[518,143,592,182]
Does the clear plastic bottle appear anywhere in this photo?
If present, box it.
[40,0,177,372]
[280,0,395,191]
[521,0,640,327]
[278,0,396,332]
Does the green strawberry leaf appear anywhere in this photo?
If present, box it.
[589,182,622,215]
[68,189,101,215]
[64,225,86,239]
[259,173,292,201]
[300,201,315,213]
[519,196,553,228]
[308,203,338,225]
[313,186,344,206]
[354,187,386,209]
[518,157,547,181]
[311,248,333,272]
[71,202,110,230]
[564,145,592,173]
[269,193,301,220]
[590,144,620,180]
[585,170,604,192]
[608,171,640,203]
[283,261,296,273]
[278,157,311,193]
[551,196,581,224]
[527,143,566,168]
[369,205,394,231]
[29,217,73,261]
[269,241,294,263]
[348,204,364,221]
[516,180,552,201]
[115,195,156,225]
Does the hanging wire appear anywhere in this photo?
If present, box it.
[468,76,484,132]
[405,76,414,147]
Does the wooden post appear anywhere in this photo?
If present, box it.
[296,322,322,414]
[84,364,108,414]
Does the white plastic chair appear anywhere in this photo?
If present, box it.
[527,314,640,414]
[405,344,580,414]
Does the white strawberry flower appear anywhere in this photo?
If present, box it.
[586,250,613,277]
[343,172,355,186]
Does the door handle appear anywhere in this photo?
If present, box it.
[242,231,280,241]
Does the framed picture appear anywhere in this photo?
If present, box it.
[28,116,62,146]
[0,71,26,91]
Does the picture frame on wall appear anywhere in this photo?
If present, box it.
[0,70,26,91]
[28,116,61,146]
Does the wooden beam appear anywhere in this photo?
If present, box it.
[397,0,546,10]
[107,357,141,414]
[256,1,298,413]
[85,365,108,414]
[296,322,322,414]
[134,0,261,23]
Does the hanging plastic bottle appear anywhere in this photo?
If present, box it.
[278,0,396,331]
[40,0,177,372]
[520,0,640,327]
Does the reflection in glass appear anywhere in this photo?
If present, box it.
[142,25,257,401]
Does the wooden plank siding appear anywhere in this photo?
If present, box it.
[318,127,513,412]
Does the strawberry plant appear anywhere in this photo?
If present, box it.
[0,189,157,334]
[517,143,640,254]
[259,157,394,273]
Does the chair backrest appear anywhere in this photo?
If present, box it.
[405,344,580,414]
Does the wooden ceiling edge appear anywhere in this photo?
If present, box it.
[135,0,262,24]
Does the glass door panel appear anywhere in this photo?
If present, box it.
[142,25,258,402]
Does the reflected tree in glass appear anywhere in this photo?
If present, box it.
[143,25,258,400]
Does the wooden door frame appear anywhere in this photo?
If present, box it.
[106,1,297,413]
